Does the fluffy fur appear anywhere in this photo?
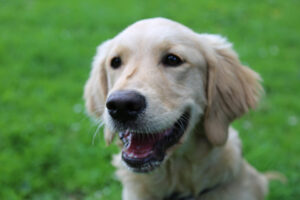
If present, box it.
[84,18,269,200]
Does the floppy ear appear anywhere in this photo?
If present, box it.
[84,40,115,144]
[84,40,111,117]
[199,34,263,146]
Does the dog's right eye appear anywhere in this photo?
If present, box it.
[110,57,122,69]
[162,54,183,67]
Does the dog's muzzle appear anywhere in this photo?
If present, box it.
[106,90,191,173]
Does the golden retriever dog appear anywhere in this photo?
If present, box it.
[84,18,270,200]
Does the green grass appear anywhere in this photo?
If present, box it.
[0,0,299,199]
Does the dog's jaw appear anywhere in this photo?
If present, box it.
[118,109,191,173]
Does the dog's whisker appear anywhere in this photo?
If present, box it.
[92,120,105,145]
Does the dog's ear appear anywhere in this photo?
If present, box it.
[84,40,111,117]
[84,40,115,145]
[199,34,262,146]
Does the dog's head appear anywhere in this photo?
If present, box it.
[84,18,262,173]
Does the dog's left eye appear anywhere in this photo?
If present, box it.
[162,54,183,67]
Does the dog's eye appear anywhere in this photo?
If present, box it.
[110,57,122,69]
[162,54,183,67]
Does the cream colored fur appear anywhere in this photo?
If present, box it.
[84,18,268,200]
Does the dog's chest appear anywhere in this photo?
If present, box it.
[163,185,219,200]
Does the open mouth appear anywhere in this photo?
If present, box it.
[119,110,190,173]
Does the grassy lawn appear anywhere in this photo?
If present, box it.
[0,0,299,199]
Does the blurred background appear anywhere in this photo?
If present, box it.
[0,0,299,199]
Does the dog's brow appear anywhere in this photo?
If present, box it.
[125,66,138,79]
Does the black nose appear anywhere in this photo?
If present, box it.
[106,90,146,122]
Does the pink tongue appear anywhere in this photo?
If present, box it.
[124,133,161,158]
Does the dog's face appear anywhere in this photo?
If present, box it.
[84,18,261,173]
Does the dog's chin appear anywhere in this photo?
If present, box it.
[118,110,191,173]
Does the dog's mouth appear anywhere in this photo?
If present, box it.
[119,110,190,173]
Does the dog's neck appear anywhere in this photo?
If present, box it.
[153,124,242,197]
